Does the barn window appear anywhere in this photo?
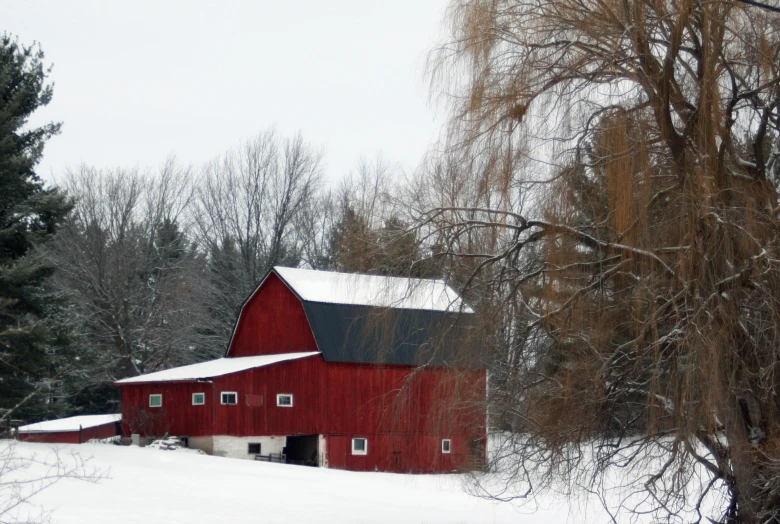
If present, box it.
[149,394,162,408]
[220,392,238,405]
[441,439,451,454]
[276,393,293,407]
[192,393,205,405]
[248,443,261,454]
[351,437,368,455]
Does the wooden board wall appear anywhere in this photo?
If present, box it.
[119,356,486,472]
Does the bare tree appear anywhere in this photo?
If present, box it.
[43,159,206,390]
[324,156,430,276]
[298,188,339,270]
[192,128,323,346]
[420,0,780,521]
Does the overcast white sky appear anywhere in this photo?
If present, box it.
[4,0,451,185]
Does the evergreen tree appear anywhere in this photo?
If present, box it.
[200,238,244,353]
[0,34,71,425]
[332,208,437,278]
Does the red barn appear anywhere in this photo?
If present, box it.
[116,267,486,473]
[17,414,121,444]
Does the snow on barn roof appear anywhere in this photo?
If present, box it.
[18,414,121,433]
[274,267,473,313]
[115,351,320,385]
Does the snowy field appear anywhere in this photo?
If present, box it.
[0,440,620,524]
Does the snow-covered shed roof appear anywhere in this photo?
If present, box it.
[18,414,121,433]
[115,352,319,385]
[274,266,473,313]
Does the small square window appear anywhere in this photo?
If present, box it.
[248,443,261,454]
[442,439,451,454]
[221,392,237,405]
[149,394,162,408]
[192,393,205,405]
[352,437,368,455]
[276,393,293,407]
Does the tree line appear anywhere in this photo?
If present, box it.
[8,145,443,419]
[0,34,447,422]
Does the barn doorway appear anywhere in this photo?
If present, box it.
[326,435,348,469]
[284,435,319,466]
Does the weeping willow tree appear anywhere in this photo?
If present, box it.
[420,0,780,521]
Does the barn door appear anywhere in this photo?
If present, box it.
[286,435,319,466]
[468,438,485,470]
[327,435,348,470]
[391,437,403,472]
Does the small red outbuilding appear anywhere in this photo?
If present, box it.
[17,414,122,444]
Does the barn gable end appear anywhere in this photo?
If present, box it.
[227,272,318,357]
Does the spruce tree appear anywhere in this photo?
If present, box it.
[0,34,71,425]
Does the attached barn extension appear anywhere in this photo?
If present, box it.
[116,267,486,473]
[17,414,121,444]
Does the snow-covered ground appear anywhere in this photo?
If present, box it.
[1,440,613,524]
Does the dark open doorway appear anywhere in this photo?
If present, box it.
[285,435,319,466]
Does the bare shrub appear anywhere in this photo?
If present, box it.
[0,442,104,523]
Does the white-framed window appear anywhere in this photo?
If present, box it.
[441,439,451,454]
[276,393,293,407]
[149,394,162,408]
[220,391,238,405]
[192,392,205,405]
[351,437,368,455]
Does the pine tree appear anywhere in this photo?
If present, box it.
[0,34,71,425]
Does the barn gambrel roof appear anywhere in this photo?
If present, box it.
[301,302,474,366]
[228,267,478,367]
[273,266,473,313]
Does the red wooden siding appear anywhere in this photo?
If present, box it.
[228,273,318,357]
[19,422,119,444]
[119,355,486,472]
[212,356,327,436]
[121,381,214,437]
[322,362,486,437]
[321,362,486,473]
[325,433,471,473]
[122,358,484,438]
